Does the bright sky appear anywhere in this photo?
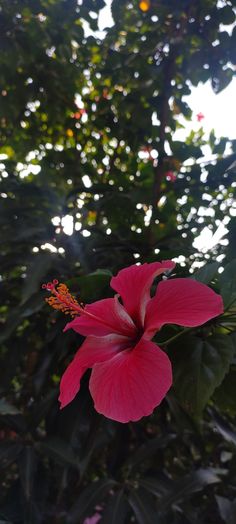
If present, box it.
[186,79,236,140]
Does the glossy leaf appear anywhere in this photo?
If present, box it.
[18,446,37,501]
[37,437,79,468]
[211,410,236,447]
[192,262,219,284]
[213,366,236,415]
[159,468,221,512]
[101,490,129,524]
[128,488,160,524]
[67,479,117,524]
[219,259,236,307]
[215,495,236,524]
[0,400,21,416]
[0,442,23,470]
[172,335,235,416]
[125,435,176,472]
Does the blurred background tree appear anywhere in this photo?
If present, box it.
[1,0,236,522]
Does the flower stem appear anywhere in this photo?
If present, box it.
[159,327,191,346]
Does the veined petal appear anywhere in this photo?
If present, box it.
[145,278,223,335]
[110,261,175,328]
[59,334,130,408]
[64,296,137,338]
[89,338,172,423]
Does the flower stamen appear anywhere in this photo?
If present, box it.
[42,279,84,317]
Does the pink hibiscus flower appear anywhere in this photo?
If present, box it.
[83,513,101,524]
[44,261,223,423]
[196,112,205,122]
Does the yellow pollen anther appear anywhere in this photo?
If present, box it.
[42,280,84,317]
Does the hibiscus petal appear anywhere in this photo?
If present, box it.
[110,261,175,328]
[59,334,130,408]
[64,296,137,338]
[89,338,172,423]
[145,278,223,334]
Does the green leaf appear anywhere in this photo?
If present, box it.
[211,410,236,447]
[172,334,235,416]
[0,399,21,416]
[21,253,52,304]
[124,435,176,472]
[138,476,172,497]
[37,437,79,468]
[216,495,236,524]
[0,442,23,470]
[219,259,236,307]
[69,270,112,302]
[213,366,236,415]
[18,446,37,501]
[101,490,129,524]
[128,488,160,524]
[219,6,236,25]
[192,262,219,284]
[159,468,221,512]
[0,293,44,344]
[166,393,200,432]
[67,479,117,524]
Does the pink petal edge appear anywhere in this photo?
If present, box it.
[145,278,223,335]
[64,296,137,338]
[59,334,130,408]
[89,338,172,423]
[110,261,175,328]
[83,513,101,524]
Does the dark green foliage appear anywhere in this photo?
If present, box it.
[1,0,236,522]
